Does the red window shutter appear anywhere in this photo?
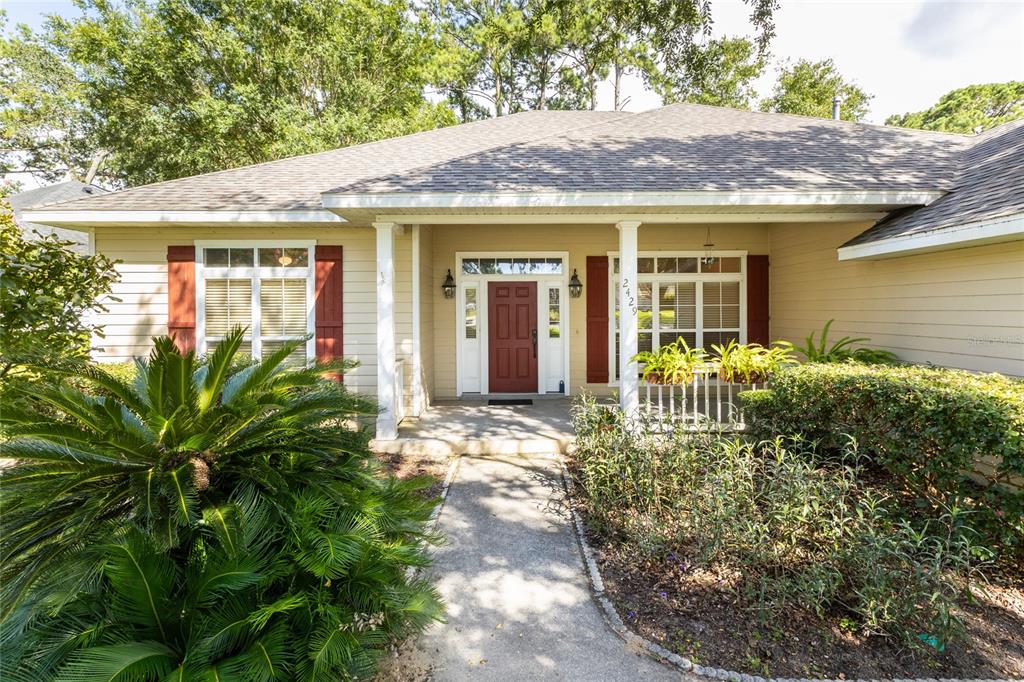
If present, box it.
[167,245,196,352]
[586,256,609,383]
[314,246,344,379]
[747,255,770,346]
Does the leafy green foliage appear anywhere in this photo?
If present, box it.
[570,396,991,646]
[787,319,899,364]
[740,363,1024,558]
[886,82,1024,133]
[760,58,872,121]
[0,198,119,382]
[632,337,708,384]
[1,329,444,680]
[711,339,795,384]
[3,0,455,185]
[430,0,777,116]
[657,36,766,109]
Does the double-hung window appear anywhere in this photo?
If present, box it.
[198,244,314,366]
[611,254,744,380]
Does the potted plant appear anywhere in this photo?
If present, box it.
[712,339,796,384]
[633,337,708,385]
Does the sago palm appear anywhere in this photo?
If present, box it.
[1,328,444,680]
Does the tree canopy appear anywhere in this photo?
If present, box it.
[760,58,872,122]
[658,36,766,109]
[2,0,456,186]
[885,82,1024,133]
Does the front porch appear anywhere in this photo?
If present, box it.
[372,397,574,456]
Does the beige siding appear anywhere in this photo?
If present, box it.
[770,223,1024,376]
[92,225,415,400]
[427,223,771,399]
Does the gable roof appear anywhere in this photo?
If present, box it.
[329,103,968,196]
[843,119,1024,248]
[32,104,967,220]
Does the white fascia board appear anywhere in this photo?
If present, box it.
[321,189,945,211]
[837,213,1024,261]
[17,209,348,226]
[369,212,887,225]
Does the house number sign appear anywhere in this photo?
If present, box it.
[621,277,638,314]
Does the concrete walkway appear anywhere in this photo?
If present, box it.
[415,453,688,681]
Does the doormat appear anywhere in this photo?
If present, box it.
[488,399,533,406]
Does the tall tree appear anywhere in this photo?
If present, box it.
[886,82,1024,133]
[657,36,766,109]
[760,58,872,121]
[2,0,455,186]
[431,0,778,117]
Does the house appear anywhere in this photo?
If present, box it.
[10,180,107,254]
[21,104,1024,440]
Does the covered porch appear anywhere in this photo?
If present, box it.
[371,397,574,456]
[353,203,915,443]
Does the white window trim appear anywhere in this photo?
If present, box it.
[607,250,747,386]
[194,240,317,362]
[454,251,571,397]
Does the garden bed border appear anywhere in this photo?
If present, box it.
[557,458,1009,682]
[406,455,461,581]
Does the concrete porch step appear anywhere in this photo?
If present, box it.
[371,434,572,457]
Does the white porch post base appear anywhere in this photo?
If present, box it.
[374,222,399,440]
[617,220,641,415]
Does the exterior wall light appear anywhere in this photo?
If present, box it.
[568,269,583,298]
[442,269,456,299]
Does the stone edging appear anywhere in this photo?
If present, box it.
[557,459,1011,682]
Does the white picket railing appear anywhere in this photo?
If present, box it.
[640,364,761,430]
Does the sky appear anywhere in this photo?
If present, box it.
[2,0,1023,188]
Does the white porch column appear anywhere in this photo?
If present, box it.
[617,220,641,415]
[410,224,425,416]
[374,221,399,440]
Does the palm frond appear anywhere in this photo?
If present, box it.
[53,641,176,682]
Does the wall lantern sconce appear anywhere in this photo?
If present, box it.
[568,269,583,298]
[442,269,456,299]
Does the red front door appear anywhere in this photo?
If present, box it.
[488,281,538,393]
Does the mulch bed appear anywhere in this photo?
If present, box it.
[376,451,451,500]
[588,524,1024,679]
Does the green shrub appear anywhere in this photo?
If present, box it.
[570,395,990,646]
[1,328,443,680]
[740,363,1024,556]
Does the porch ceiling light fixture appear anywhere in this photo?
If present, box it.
[568,269,583,298]
[701,226,717,266]
[442,269,456,299]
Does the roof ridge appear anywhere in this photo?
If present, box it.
[323,110,636,195]
[652,101,974,140]
[41,110,612,210]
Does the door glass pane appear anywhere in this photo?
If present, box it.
[462,258,481,274]
[548,288,560,338]
[465,288,477,339]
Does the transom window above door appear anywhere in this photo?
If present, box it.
[461,257,563,275]
[198,243,314,366]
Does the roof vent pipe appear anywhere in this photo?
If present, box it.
[831,96,842,120]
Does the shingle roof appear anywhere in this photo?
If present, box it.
[10,181,107,252]
[332,103,969,195]
[42,111,628,212]
[844,119,1024,246]
[40,104,970,215]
